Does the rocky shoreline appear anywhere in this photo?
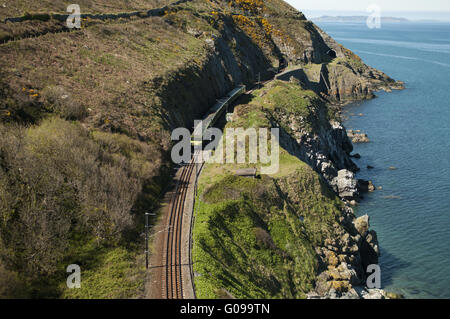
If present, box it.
[304,103,403,299]
[274,74,404,298]
[347,130,370,143]
[299,131,396,298]
[275,95,402,298]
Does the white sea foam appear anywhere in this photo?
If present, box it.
[356,50,450,68]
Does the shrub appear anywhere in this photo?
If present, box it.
[41,86,87,120]
[0,260,27,299]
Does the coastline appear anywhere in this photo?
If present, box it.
[304,86,406,299]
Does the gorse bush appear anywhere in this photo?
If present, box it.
[0,117,161,296]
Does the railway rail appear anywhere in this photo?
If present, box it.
[163,151,199,299]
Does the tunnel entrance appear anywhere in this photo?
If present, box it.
[326,49,337,59]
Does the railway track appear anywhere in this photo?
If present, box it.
[163,151,199,299]
[247,66,286,94]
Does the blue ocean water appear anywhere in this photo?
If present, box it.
[315,21,450,299]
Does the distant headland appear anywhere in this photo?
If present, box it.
[312,16,410,23]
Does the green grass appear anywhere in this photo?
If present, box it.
[230,102,270,129]
[193,175,306,299]
[252,81,317,111]
[249,80,324,133]
[329,56,366,72]
[61,244,145,299]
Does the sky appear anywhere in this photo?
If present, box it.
[285,0,450,21]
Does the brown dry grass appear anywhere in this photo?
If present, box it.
[0,14,209,141]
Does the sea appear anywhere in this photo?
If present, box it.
[314,21,450,299]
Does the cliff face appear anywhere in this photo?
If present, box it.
[272,89,358,188]
[0,0,402,298]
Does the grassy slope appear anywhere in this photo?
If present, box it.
[192,81,344,298]
[60,244,146,299]
[0,15,209,137]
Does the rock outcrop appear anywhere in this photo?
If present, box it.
[358,179,376,193]
[354,215,380,268]
[348,130,370,143]
[308,286,390,299]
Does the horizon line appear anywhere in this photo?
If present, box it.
[302,9,450,13]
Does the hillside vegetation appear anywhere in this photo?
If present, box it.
[0,118,166,297]
[194,157,344,298]
[0,0,401,298]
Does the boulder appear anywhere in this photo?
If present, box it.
[354,215,370,236]
[336,262,361,286]
[353,286,387,299]
[365,230,380,257]
[362,289,387,299]
[354,215,380,267]
[331,169,359,199]
[358,179,376,192]
[315,272,332,296]
[347,131,370,143]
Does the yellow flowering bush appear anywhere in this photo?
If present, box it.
[233,0,264,14]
